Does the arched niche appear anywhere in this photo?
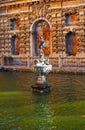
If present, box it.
[31,19,51,56]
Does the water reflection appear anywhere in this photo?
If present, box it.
[47,74,85,102]
[0,72,85,129]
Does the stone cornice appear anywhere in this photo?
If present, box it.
[0,10,29,16]
[0,0,85,7]
[0,0,40,8]
[50,3,85,10]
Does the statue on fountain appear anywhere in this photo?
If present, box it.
[32,37,52,93]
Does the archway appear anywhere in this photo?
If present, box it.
[65,31,77,56]
[32,20,51,56]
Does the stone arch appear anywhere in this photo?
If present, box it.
[65,31,77,56]
[30,18,52,56]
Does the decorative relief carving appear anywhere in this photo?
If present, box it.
[32,5,45,17]
[32,4,50,19]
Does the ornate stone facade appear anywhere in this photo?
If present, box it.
[0,0,85,70]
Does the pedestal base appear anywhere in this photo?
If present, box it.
[31,75,50,93]
[31,83,50,94]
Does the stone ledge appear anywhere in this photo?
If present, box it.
[1,65,85,75]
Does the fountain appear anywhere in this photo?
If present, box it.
[31,38,52,93]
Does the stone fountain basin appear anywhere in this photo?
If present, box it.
[35,63,52,75]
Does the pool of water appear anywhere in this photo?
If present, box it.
[0,72,85,130]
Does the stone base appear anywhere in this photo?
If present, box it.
[31,83,50,94]
[31,75,50,94]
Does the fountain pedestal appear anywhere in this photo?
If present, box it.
[32,75,50,93]
[31,39,52,93]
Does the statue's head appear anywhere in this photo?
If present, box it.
[40,36,44,40]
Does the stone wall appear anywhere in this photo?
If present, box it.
[0,0,85,70]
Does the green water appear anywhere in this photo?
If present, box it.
[0,72,85,130]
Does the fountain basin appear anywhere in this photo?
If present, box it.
[36,64,52,75]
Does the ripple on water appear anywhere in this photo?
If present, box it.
[0,73,85,129]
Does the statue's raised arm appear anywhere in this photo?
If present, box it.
[39,37,45,49]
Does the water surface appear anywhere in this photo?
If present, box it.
[0,72,85,130]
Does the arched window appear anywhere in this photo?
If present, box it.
[65,32,77,56]
[11,35,20,55]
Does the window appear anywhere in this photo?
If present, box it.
[65,13,76,26]
[84,11,85,53]
[11,35,20,55]
[66,32,77,56]
[10,19,15,30]
[10,18,19,30]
